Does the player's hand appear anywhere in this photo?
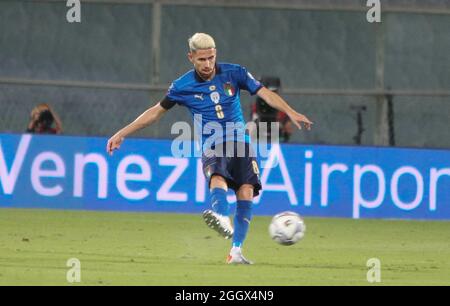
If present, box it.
[288,111,313,130]
[106,133,124,156]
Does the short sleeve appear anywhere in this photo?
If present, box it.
[236,66,263,95]
[165,82,185,105]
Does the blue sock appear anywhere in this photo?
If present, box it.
[210,188,229,216]
[232,200,253,248]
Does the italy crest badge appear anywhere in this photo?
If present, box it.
[224,82,235,97]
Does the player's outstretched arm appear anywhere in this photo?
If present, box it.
[106,102,168,155]
[256,87,313,130]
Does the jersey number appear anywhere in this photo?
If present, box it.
[215,105,225,119]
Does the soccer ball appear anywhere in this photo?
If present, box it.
[269,211,306,246]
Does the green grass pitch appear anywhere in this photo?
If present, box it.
[0,208,449,286]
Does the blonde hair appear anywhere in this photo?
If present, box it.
[188,33,216,52]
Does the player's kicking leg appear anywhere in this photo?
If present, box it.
[202,175,234,239]
[226,184,254,265]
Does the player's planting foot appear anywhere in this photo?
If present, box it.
[226,247,253,265]
[202,210,234,239]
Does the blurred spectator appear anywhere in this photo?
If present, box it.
[26,103,62,134]
[250,76,293,143]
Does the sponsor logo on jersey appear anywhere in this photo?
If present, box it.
[210,92,220,104]
[194,94,204,100]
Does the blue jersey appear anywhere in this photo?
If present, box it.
[162,63,262,150]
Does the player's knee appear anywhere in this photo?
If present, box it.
[237,184,254,201]
[210,175,228,191]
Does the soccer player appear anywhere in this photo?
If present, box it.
[106,33,313,264]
